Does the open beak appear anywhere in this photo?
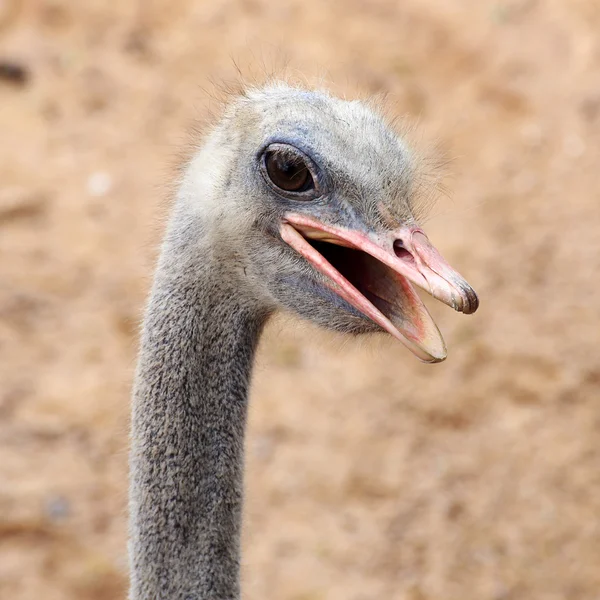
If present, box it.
[280,213,479,363]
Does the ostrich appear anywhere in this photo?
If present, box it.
[129,83,478,599]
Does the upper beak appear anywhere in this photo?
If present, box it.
[280,212,479,362]
[388,229,479,315]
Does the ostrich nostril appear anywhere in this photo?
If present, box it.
[393,239,415,264]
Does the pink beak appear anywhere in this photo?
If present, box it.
[280,213,478,362]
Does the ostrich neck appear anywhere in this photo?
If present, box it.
[129,245,267,600]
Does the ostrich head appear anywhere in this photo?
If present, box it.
[175,83,478,362]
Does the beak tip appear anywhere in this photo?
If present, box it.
[422,352,447,364]
[451,280,479,315]
[463,287,479,315]
[414,338,447,364]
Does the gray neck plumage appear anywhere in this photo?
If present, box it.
[128,225,267,600]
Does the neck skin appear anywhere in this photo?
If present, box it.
[129,228,268,600]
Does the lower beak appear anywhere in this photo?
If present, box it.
[280,213,479,362]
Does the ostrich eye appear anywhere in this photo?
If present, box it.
[264,148,314,194]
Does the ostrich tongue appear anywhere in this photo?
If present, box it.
[280,213,479,363]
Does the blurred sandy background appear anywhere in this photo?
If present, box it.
[1,0,600,598]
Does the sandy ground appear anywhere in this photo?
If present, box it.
[1,0,600,598]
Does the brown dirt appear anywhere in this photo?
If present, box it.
[1,1,600,599]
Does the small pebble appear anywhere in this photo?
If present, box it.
[45,495,71,521]
[0,60,29,86]
[253,434,275,461]
[87,171,113,197]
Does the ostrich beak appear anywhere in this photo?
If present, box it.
[280,213,479,363]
